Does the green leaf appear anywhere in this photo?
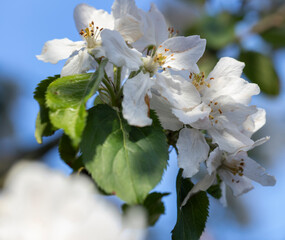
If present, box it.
[143,192,170,226]
[81,104,168,204]
[172,170,209,240]
[94,95,105,106]
[261,26,285,48]
[46,59,108,146]
[34,75,59,144]
[239,51,280,96]
[59,134,83,171]
[122,192,170,226]
[207,184,222,199]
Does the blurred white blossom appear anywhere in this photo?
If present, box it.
[0,162,147,240]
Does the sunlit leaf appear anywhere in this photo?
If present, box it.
[46,59,108,146]
[81,104,168,204]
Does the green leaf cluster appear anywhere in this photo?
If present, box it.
[34,60,171,225]
[34,58,224,236]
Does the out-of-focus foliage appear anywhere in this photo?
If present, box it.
[240,51,279,95]
[166,0,285,96]
[0,77,17,140]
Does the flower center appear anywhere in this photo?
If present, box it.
[142,56,159,76]
[207,100,223,125]
[190,72,210,91]
[154,52,167,66]
[143,46,176,75]
[222,158,245,183]
[80,21,103,49]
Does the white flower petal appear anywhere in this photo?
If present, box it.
[74,3,114,34]
[234,152,276,186]
[215,99,258,128]
[208,127,254,153]
[208,57,244,79]
[150,94,183,131]
[173,102,211,125]
[236,136,270,154]
[122,72,153,127]
[36,38,85,64]
[101,29,142,71]
[206,147,223,175]
[157,36,206,72]
[155,71,201,109]
[181,173,216,207]
[203,77,260,105]
[203,57,260,104]
[219,181,227,207]
[132,10,157,51]
[112,0,144,43]
[242,108,266,137]
[112,0,140,19]
[114,16,143,43]
[177,128,209,178]
[218,169,254,197]
[61,49,97,77]
[148,3,168,46]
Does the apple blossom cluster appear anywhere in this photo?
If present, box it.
[0,162,146,240]
[37,0,275,206]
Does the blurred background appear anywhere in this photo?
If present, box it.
[0,0,285,239]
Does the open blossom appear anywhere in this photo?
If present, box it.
[152,57,262,178]
[36,4,114,76]
[102,26,206,126]
[174,57,260,153]
[181,109,276,206]
[0,162,147,240]
[181,141,276,207]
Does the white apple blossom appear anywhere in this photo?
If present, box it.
[37,5,114,76]
[112,0,169,52]
[101,27,206,126]
[154,58,260,157]
[0,162,147,240]
[174,57,260,153]
[181,136,276,207]
[177,128,210,178]
[151,57,267,182]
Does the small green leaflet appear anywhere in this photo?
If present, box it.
[46,59,108,146]
[80,104,168,204]
[58,134,83,171]
[143,192,170,226]
[207,184,222,199]
[122,192,170,226]
[172,170,209,240]
[34,75,59,144]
